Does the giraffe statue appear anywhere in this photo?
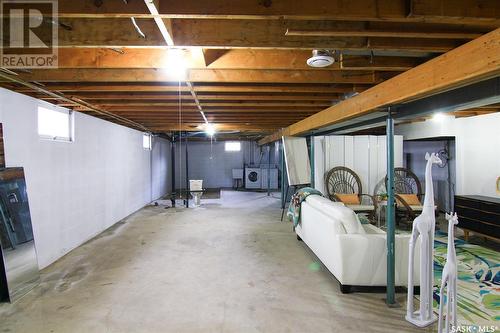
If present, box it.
[438,212,459,333]
[406,152,442,327]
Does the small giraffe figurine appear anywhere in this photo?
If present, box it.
[438,212,459,333]
[406,152,441,327]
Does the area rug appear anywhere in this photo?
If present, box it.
[431,231,499,326]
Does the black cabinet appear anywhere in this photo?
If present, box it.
[455,195,500,241]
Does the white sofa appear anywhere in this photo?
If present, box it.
[295,195,420,293]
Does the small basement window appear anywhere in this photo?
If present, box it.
[225,141,241,152]
[38,106,73,142]
[143,133,152,150]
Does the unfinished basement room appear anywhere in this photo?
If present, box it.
[0,1,499,332]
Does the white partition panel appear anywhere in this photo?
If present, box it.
[314,136,326,194]
[314,135,403,197]
[353,136,370,195]
[344,136,354,169]
[368,136,379,195]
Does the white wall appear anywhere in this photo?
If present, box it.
[314,135,403,196]
[0,88,170,268]
[396,113,500,198]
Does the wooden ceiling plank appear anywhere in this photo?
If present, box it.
[41,93,340,101]
[285,29,482,39]
[15,83,370,94]
[259,27,500,144]
[54,48,420,72]
[53,18,475,52]
[12,69,378,84]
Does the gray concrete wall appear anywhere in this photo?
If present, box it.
[0,88,170,268]
[152,136,172,199]
[173,140,279,189]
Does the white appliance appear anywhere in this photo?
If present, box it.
[261,168,278,190]
[245,167,261,189]
[189,180,203,206]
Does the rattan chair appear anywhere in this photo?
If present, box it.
[386,167,425,223]
[325,166,377,220]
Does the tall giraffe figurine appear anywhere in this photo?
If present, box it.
[406,152,442,327]
[438,213,459,333]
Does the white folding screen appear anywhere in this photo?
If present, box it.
[314,135,403,196]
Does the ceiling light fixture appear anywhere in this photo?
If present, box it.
[307,50,335,68]
[165,49,187,81]
[431,112,446,122]
[205,123,216,137]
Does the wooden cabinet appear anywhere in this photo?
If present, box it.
[455,195,500,241]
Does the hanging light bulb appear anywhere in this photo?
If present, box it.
[164,49,187,81]
[205,123,216,137]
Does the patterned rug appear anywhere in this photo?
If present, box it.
[432,232,499,326]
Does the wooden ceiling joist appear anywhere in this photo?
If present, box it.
[285,29,482,39]
[11,83,369,94]
[41,93,340,101]
[259,27,500,144]
[54,48,420,72]
[5,1,498,137]
[12,69,378,84]
[58,0,500,26]
[52,18,489,52]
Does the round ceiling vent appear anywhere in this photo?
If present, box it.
[306,50,335,68]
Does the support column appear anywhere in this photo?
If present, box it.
[170,136,176,208]
[280,141,285,209]
[267,145,271,196]
[185,134,189,208]
[309,134,315,188]
[386,107,396,306]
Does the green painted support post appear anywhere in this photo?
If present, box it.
[309,135,315,188]
[267,144,271,196]
[386,107,396,306]
[280,142,285,207]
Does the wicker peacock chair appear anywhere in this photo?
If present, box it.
[325,166,377,220]
[386,167,425,223]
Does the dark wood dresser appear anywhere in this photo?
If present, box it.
[455,195,500,241]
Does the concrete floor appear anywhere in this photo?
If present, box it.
[0,191,435,333]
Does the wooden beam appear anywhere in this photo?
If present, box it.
[172,19,463,52]
[144,0,175,46]
[57,0,500,26]
[259,28,500,144]
[286,29,482,39]
[410,0,500,26]
[149,124,281,132]
[13,69,378,84]
[53,18,466,52]
[13,84,369,94]
[97,106,323,112]
[38,93,340,101]
[201,49,229,67]
[54,48,419,71]
[85,102,332,107]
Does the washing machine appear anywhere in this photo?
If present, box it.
[245,167,261,189]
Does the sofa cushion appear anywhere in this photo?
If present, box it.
[305,195,344,209]
[304,195,364,234]
[336,193,360,205]
[336,206,366,234]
